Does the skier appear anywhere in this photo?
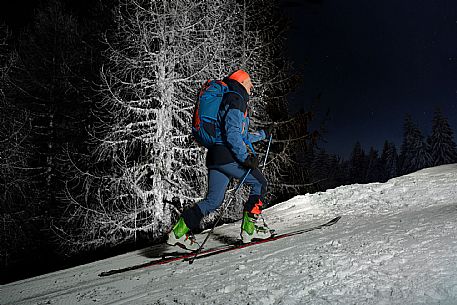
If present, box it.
[167,69,273,250]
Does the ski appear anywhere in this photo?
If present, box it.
[98,216,341,277]
[98,244,234,277]
[185,215,341,262]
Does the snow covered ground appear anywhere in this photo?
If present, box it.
[1,164,457,305]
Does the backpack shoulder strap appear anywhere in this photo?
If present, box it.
[225,90,243,99]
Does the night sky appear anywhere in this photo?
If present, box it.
[282,0,457,158]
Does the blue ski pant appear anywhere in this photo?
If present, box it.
[198,162,267,215]
[182,162,267,230]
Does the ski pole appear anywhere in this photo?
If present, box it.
[262,134,273,170]
[258,135,273,228]
[188,168,251,264]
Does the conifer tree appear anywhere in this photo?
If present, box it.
[380,141,398,181]
[349,142,367,184]
[398,116,413,173]
[328,154,344,188]
[310,148,330,189]
[399,115,430,174]
[366,147,382,182]
[428,109,457,166]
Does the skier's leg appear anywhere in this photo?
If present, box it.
[180,168,230,230]
[216,163,267,214]
[242,168,268,215]
[168,168,230,250]
[193,169,231,216]
[216,163,271,242]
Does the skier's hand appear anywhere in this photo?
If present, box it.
[264,124,275,139]
[242,154,259,169]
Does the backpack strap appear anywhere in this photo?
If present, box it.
[220,90,244,123]
[224,90,243,100]
[221,90,256,156]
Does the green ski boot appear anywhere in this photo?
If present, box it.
[167,217,199,251]
[240,211,272,243]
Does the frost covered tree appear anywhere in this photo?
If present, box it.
[399,115,430,175]
[427,109,457,166]
[60,0,298,250]
[65,0,232,248]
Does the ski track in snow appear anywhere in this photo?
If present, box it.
[1,164,457,305]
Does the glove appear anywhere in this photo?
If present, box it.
[264,124,275,139]
[242,154,259,169]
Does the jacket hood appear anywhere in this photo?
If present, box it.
[223,77,250,102]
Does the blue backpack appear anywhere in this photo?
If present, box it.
[192,80,240,148]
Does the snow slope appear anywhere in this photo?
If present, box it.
[1,164,457,305]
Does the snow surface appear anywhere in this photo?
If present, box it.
[1,164,457,305]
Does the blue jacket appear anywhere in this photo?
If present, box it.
[206,78,266,167]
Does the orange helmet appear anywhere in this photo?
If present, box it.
[228,69,250,83]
